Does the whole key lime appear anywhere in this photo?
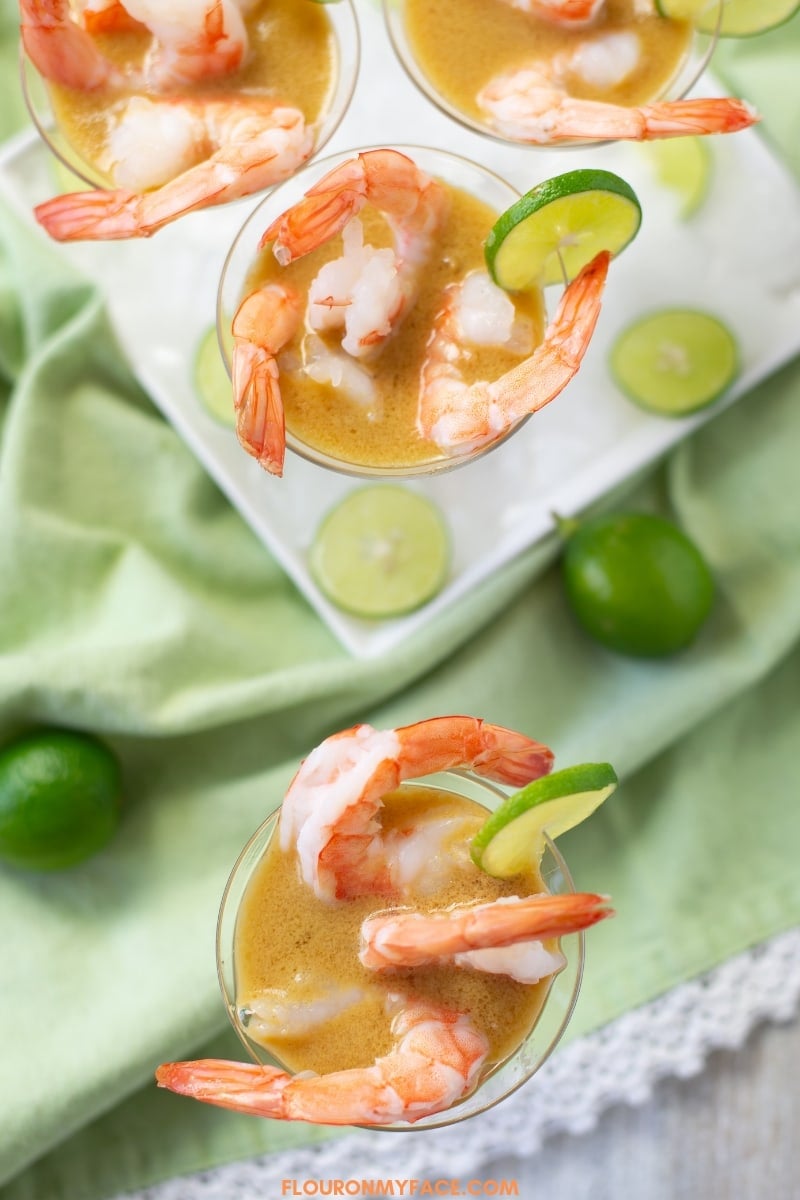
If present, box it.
[0,728,123,871]
[559,511,715,657]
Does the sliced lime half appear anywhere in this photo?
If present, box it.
[194,325,235,428]
[485,168,642,290]
[471,763,618,877]
[656,0,800,35]
[610,309,739,416]
[640,136,712,219]
[309,486,450,619]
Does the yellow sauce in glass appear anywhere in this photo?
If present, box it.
[403,0,692,123]
[46,0,336,186]
[247,180,546,470]
[234,785,556,1078]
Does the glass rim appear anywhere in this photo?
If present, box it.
[216,770,585,1132]
[19,0,361,192]
[383,0,724,150]
[216,142,542,480]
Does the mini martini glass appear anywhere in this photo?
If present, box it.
[217,144,609,479]
[215,770,587,1131]
[20,0,360,214]
[384,0,725,148]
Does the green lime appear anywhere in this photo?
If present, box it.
[485,168,642,290]
[655,0,800,35]
[194,324,235,427]
[610,308,738,416]
[639,137,712,219]
[559,511,715,657]
[471,763,618,877]
[309,485,450,618]
[0,728,123,871]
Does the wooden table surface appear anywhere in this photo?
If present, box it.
[482,1014,798,1199]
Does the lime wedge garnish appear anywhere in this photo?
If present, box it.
[485,169,641,291]
[309,485,450,619]
[656,0,800,35]
[610,309,739,416]
[640,137,712,219]
[471,763,618,877]
[194,325,235,428]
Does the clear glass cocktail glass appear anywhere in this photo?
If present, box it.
[217,143,546,479]
[383,0,723,148]
[216,770,585,1132]
[20,0,360,190]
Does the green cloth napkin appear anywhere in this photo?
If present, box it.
[1,6,800,1197]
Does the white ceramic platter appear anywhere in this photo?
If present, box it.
[2,0,800,657]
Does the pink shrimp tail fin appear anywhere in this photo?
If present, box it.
[520,891,614,938]
[232,343,286,477]
[395,716,554,788]
[34,190,145,241]
[156,1059,291,1117]
[541,248,609,380]
[640,97,759,139]
[469,722,554,786]
[260,186,362,262]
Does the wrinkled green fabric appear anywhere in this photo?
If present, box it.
[1,6,799,1198]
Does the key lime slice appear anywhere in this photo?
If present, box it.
[610,308,739,416]
[656,0,800,35]
[309,486,450,618]
[640,137,712,219]
[194,325,235,427]
[471,763,618,877]
[485,169,642,291]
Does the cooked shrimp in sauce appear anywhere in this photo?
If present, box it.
[230,148,608,476]
[156,717,614,1126]
[22,0,337,238]
[400,0,758,145]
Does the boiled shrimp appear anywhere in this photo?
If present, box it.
[280,716,554,903]
[231,283,302,477]
[477,30,759,144]
[156,997,489,1126]
[118,0,249,88]
[20,0,125,89]
[503,0,604,27]
[33,96,312,240]
[417,250,609,455]
[22,0,250,91]
[360,892,613,980]
[260,149,449,357]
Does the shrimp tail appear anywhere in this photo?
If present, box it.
[34,190,146,241]
[635,97,759,140]
[260,160,370,261]
[156,1060,291,1117]
[232,343,286,476]
[491,246,609,418]
[396,715,554,787]
[360,892,614,971]
[230,283,302,477]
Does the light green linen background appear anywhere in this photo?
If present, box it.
[1,5,799,1197]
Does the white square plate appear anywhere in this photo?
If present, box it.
[3,1,800,657]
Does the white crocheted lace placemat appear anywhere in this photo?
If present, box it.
[119,927,800,1198]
